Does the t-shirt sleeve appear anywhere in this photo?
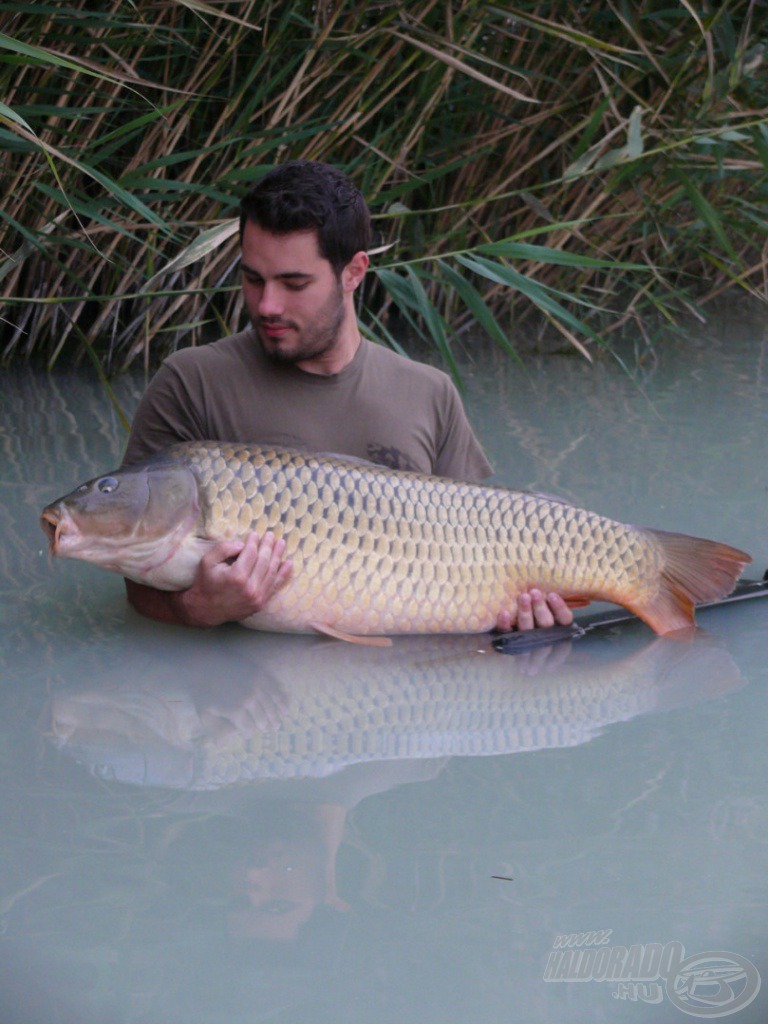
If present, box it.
[121,357,205,466]
[432,377,493,483]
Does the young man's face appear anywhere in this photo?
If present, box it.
[240,221,351,366]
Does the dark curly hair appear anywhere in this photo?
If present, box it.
[239,161,372,275]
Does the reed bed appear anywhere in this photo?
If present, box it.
[1,0,766,373]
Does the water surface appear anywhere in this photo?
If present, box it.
[1,313,767,1023]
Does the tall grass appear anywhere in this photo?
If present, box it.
[1,1,766,373]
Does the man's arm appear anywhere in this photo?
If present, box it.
[125,532,292,627]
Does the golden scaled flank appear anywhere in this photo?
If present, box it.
[186,444,656,635]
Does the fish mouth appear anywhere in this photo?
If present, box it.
[40,505,78,556]
[40,507,61,552]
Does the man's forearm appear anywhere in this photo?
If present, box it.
[123,534,290,629]
[124,578,197,627]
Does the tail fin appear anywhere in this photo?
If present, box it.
[629,530,751,635]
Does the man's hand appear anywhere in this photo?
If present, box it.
[125,532,292,628]
[495,590,573,633]
[175,532,292,627]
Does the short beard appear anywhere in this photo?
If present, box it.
[257,277,346,365]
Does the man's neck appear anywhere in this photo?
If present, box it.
[296,322,362,376]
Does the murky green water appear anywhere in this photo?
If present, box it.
[2,312,767,1023]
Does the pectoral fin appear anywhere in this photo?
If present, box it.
[310,622,393,647]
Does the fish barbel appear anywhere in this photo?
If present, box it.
[40,441,751,639]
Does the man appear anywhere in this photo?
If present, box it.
[123,161,572,634]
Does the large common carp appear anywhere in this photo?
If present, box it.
[40,441,750,640]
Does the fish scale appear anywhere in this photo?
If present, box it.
[41,440,751,638]
[168,442,740,636]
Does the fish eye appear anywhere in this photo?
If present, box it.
[97,477,120,494]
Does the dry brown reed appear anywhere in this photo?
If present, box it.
[1,1,766,371]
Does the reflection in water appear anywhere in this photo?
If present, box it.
[46,629,743,791]
[36,627,743,950]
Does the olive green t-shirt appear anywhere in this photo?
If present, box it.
[122,330,492,482]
